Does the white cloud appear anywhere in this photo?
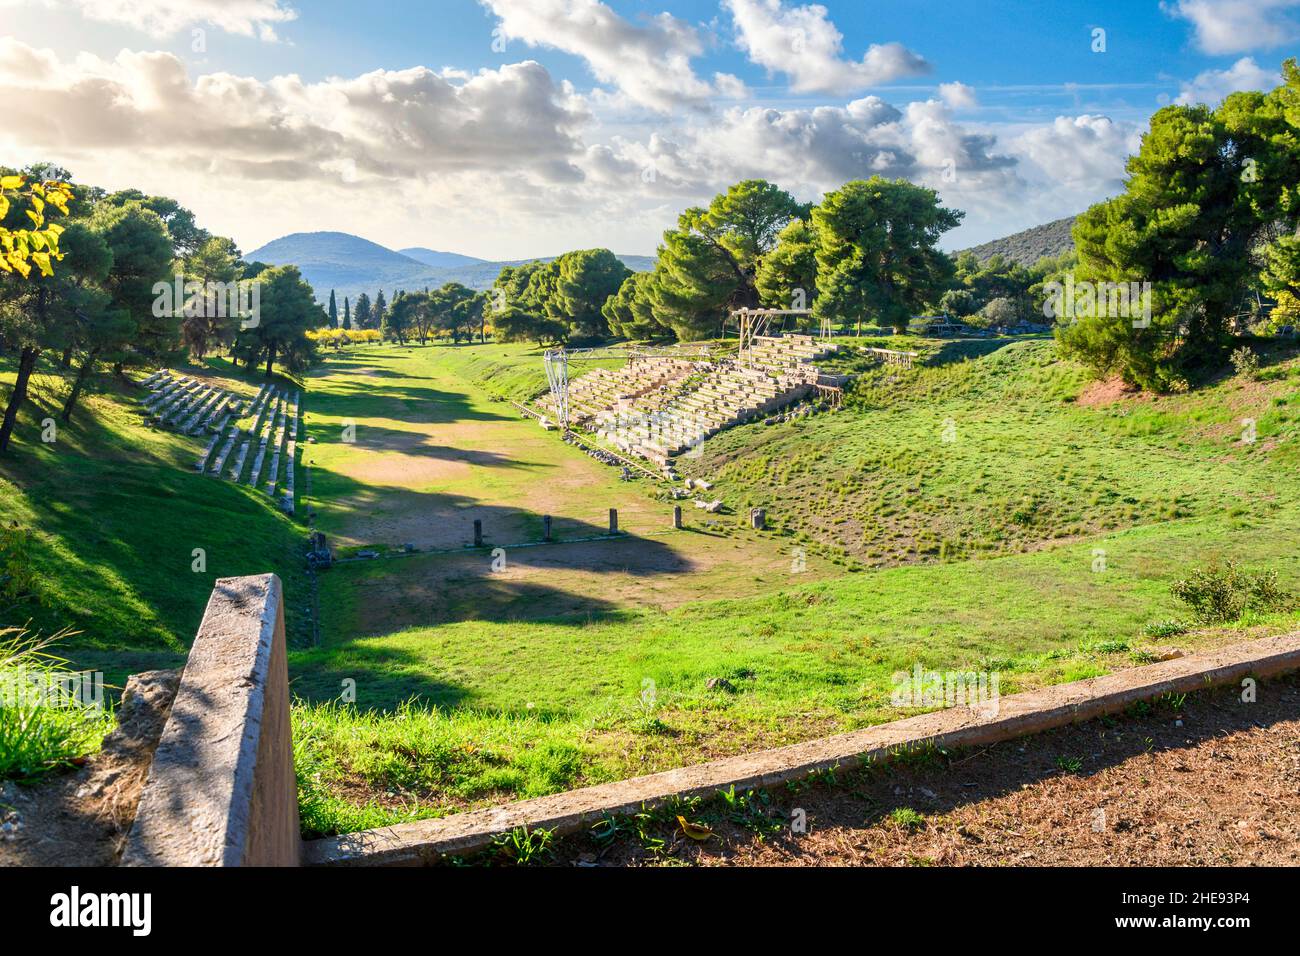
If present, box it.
[1174,56,1281,104]
[938,81,976,110]
[971,113,1145,242]
[0,34,1136,260]
[480,0,733,113]
[1163,0,1300,55]
[1008,114,1139,190]
[0,38,590,185]
[65,0,297,40]
[596,95,1021,226]
[584,96,1135,250]
[724,0,930,94]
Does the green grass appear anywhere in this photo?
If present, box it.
[685,340,1300,562]
[0,626,116,782]
[6,337,1300,835]
[0,354,311,689]
[290,497,1300,833]
[287,338,1300,835]
[402,340,625,405]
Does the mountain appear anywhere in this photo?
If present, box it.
[958,216,1078,267]
[246,232,430,295]
[247,232,656,303]
[397,248,488,269]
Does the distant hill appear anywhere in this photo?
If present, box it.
[958,216,1078,267]
[397,248,488,269]
[247,231,656,304]
[246,232,430,297]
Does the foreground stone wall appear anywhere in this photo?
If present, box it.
[122,574,300,866]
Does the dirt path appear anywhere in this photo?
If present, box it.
[305,350,673,551]
[305,347,829,632]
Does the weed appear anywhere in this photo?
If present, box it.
[1143,620,1189,639]
[1172,561,1292,624]
[889,807,925,831]
[1055,755,1084,773]
[492,825,555,866]
[0,627,114,783]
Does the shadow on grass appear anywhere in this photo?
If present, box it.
[0,356,307,656]
[926,338,1027,366]
[289,642,473,711]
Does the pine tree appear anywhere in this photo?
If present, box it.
[343,296,352,331]
[327,289,338,327]
[354,292,372,330]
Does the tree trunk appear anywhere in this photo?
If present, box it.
[0,347,40,456]
[60,346,74,369]
[61,347,101,423]
[265,345,276,378]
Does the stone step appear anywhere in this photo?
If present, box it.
[211,427,242,476]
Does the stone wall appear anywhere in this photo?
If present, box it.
[122,574,300,866]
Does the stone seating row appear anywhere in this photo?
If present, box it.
[144,372,246,437]
[186,384,300,517]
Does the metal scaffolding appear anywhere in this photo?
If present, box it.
[543,344,713,432]
[729,308,817,366]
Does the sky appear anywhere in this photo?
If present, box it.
[0,0,1296,259]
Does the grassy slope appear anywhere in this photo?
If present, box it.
[0,354,310,688]
[290,339,1300,836]
[685,339,1300,564]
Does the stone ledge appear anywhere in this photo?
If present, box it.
[305,631,1300,867]
[122,574,300,867]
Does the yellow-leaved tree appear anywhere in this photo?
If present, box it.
[0,174,73,278]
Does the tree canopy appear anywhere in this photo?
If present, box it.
[812,177,962,334]
[1059,59,1300,390]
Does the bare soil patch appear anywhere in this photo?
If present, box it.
[1077,376,1145,408]
[0,670,179,867]
[332,527,823,633]
[543,676,1300,867]
[339,452,474,488]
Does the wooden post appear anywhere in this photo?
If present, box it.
[543,515,552,542]
[473,519,483,547]
[609,508,618,535]
[673,506,683,530]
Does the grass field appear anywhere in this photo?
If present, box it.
[5,337,1298,835]
[286,338,1300,836]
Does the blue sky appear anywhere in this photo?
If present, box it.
[1,0,1295,258]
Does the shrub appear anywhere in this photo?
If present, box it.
[889,807,925,831]
[973,296,1021,329]
[1171,562,1292,624]
[1230,346,1260,380]
[0,523,37,607]
[939,288,976,318]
